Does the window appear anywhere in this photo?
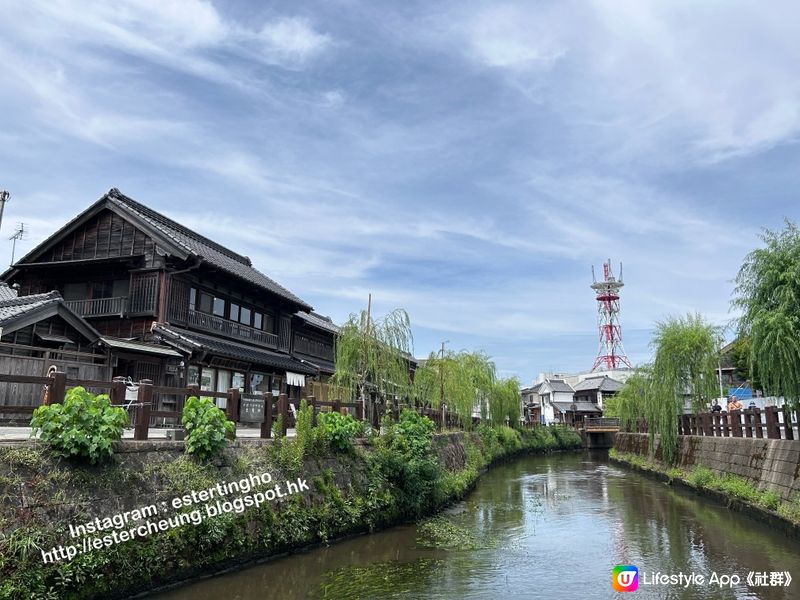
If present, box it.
[215,369,230,409]
[240,307,251,326]
[213,297,225,317]
[91,281,114,299]
[230,303,240,322]
[62,283,86,301]
[189,289,197,311]
[199,292,213,314]
[232,372,245,392]
[112,279,130,298]
[253,312,263,330]
[188,365,200,386]
[264,312,276,333]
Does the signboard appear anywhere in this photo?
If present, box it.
[239,396,265,423]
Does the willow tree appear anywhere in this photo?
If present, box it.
[489,376,521,427]
[605,368,650,432]
[733,220,800,407]
[332,298,413,418]
[647,313,721,464]
[412,350,495,428]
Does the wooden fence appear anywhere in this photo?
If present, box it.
[0,371,503,441]
[629,406,799,441]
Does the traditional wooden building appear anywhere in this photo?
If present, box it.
[572,375,623,410]
[1,188,324,408]
[0,286,109,417]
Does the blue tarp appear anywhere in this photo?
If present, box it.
[728,387,753,400]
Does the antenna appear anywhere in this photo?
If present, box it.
[590,258,632,371]
[9,222,26,266]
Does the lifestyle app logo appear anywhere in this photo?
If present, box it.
[613,565,639,592]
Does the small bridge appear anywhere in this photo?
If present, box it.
[582,417,620,448]
[583,417,620,432]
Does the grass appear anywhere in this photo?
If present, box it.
[611,451,795,522]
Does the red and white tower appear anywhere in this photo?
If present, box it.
[591,259,632,371]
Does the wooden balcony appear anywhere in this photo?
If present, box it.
[65,296,128,318]
[186,310,279,349]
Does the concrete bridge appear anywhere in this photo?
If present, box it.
[582,417,620,448]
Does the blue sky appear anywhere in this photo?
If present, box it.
[0,1,798,384]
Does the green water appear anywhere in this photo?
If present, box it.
[153,452,800,599]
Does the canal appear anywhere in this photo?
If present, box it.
[154,451,800,599]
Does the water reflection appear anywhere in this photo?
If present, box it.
[154,452,800,600]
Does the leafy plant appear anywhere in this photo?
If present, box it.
[30,387,127,464]
[181,396,235,460]
[413,350,495,428]
[734,220,800,406]
[333,299,414,417]
[318,411,364,452]
[647,314,722,463]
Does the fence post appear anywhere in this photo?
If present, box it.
[226,388,240,423]
[753,407,763,438]
[46,371,67,406]
[333,398,341,415]
[309,395,317,426]
[783,405,795,440]
[743,409,753,438]
[261,392,274,438]
[355,401,364,422]
[278,393,289,437]
[731,410,742,437]
[765,406,779,439]
[720,411,729,437]
[110,376,127,406]
[134,379,153,441]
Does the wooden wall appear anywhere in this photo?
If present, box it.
[32,208,160,267]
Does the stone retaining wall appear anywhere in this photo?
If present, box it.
[614,432,800,501]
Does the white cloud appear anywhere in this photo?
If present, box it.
[259,17,331,68]
[465,4,565,69]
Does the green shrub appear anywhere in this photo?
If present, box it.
[550,425,582,448]
[686,466,715,488]
[181,396,235,460]
[318,411,364,453]
[496,426,522,452]
[294,399,319,456]
[761,490,781,511]
[30,387,127,464]
[371,410,440,518]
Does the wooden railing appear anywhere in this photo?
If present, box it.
[186,310,279,349]
[65,296,128,317]
[629,407,799,441]
[584,417,620,431]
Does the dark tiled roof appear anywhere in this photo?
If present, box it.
[153,325,318,375]
[0,291,62,326]
[552,401,602,414]
[0,283,18,301]
[296,355,335,375]
[296,311,340,334]
[573,376,624,393]
[106,189,311,310]
[544,379,574,393]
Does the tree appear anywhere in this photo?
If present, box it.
[733,220,800,406]
[646,313,722,463]
[412,350,495,428]
[489,376,521,427]
[332,296,414,419]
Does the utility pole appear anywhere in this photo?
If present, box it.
[9,223,25,266]
[0,190,9,233]
[440,340,448,408]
